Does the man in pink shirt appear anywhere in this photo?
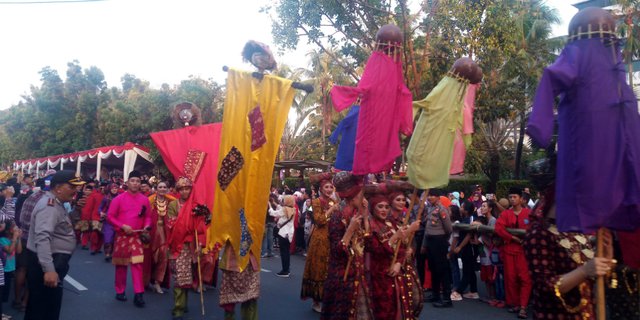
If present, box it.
[107,170,152,307]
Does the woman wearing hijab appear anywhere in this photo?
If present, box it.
[274,195,296,277]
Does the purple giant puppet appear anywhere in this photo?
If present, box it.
[527,7,640,233]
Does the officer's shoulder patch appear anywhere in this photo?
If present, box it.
[47,198,55,206]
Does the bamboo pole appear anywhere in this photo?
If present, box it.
[194,229,205,316]
[390,189,418,269]
[596,227,606,320]
[404,191,429,257]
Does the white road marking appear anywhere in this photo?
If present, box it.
[64,275,88,291]
[260,268,271,273]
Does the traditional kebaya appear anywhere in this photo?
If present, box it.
[301,172,336,313]
[146,181,175,294]
[366,194,421,320]
[321,171,372,320]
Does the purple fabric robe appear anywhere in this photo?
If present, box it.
[528,38,640,232]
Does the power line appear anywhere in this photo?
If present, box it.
[0,0,105,4]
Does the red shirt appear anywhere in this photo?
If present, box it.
[495,207,531,255]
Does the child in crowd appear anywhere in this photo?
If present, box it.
[0,221,21,312]
[448,205,462,301]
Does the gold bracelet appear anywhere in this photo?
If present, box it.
[554,278,588,313]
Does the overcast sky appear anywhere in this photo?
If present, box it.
[0,0,578,110]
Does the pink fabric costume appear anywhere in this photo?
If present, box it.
[107,191,152,294]
[450,83,478,175]
[330,51,413,175]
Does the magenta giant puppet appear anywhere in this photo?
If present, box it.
[330,24,413,175]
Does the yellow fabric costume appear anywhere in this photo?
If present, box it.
[407,75,468,189]
[207,68,295,271]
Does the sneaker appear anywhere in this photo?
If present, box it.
[115,293,127,302]
[462,292,480,299]
[276,271,290,278]
[450,292,463,301]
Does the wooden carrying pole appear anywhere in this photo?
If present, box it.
[596,227,606,320]
[195,229,205,316]
[390,189,418,269]
[405,191,429,257]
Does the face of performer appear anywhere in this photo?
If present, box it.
[320,182,334,198]
[140,183,150,194]
[178,186,192,201]
[391,194,406,212]
[373,201,391,221]
[156,182,169,197]
[127,177,141,193]
[110,186,119,196]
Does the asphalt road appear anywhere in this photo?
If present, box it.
[3,248,520,320]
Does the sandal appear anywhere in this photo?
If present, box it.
[508,306,520,313]
[518,307,528,319]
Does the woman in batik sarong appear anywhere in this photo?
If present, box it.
[301,173,337,313]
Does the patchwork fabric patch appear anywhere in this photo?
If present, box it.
[248,105,267,151]
[217,146,244,191]
[239,208,253,257]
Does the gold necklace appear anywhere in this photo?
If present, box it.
[156,197,168,217]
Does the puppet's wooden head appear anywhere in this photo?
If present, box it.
[568,7,616,42]
[451,57,483,84]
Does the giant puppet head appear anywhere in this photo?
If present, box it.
[375,24,403,59]
[451,57,483,84]
[568,7,616,42]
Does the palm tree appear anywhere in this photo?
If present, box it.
[509,0,561,179]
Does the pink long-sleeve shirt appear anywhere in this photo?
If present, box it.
[107,191,151,231]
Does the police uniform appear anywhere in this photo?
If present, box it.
[25,191,77,320]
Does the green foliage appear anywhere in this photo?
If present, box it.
[496,180,533,199]
[0,62,225,168]
[442,178,490,194]
[282,177,311,191]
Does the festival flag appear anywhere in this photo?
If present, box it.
[207,68,295,271]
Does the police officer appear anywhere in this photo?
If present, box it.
[25,170,84,320]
